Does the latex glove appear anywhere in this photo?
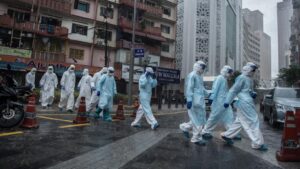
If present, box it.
[97,91,101,96]
[208,99,213,105]
[250,92,257,99]
[187,101,192,109]
[224,103,229,108]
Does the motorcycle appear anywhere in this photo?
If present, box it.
[0,73,32,128]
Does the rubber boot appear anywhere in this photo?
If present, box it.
[94,108,103,119]
[103,109,112,122]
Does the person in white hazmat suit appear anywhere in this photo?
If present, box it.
[39,66,58,108]
[58,65,76,112]
[26,68,37,90]
[94,67,117,121]
[87,67,108,112]
[221,62,268,151]
[179,61,209,145]
[75,68,92,111]
[201,65,236,139]
[131,67,159,130]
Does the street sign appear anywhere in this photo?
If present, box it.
[134,48,144,58]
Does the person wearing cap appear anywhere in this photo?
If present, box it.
[94,67,117,121]
[179,61,209,145]
[58,65,76,113]
[26,68,37,90]
[221,62,268,151]
[75,68,92,111]
[88,67,108,113]
[202,65,237,140]
[131,67,159,130]
[39,66,58,109]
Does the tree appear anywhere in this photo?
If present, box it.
[278,64,300,87]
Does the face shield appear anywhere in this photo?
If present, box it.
[108,67,114,76]
[48,66,54,74]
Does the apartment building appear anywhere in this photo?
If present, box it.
[0,0,179,94]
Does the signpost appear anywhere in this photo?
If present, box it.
[134,48,144,58]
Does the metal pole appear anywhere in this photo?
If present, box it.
[105,18,108,67]
[128,0,137,105]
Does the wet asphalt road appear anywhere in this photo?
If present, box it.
[0,108,299,169]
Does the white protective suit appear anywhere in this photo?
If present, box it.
[202,66,234,136]
[179,61,209,144]
[95,67,117,121]
[39,66,58,107]
[131,67,159,130]
[221,62,267,150]
[58,65,76,111]
[88,67,108,112]
[26,68,36,90]
[75,69,92,111]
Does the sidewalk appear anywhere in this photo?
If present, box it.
[36,104,186,115]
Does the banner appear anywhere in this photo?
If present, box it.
[156,67,180,84]
[0,46,32,58]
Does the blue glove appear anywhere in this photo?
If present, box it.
[152,74,156,79]
[208,99,213,105]
[250,92,257,99]
[187,101,192,109]
[61,85,65,90]
[97,91,101,96]
[224,103,229,108]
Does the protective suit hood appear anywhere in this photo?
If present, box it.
[100,67,108,75]
[221,65,233,78]
[47,66,54,74]
[68,65,75,73]
[82,68,89,76]
[145,67,154,74]
[108,67,114,76]
[242,65,253,76]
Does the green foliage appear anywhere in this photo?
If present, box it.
[278,64,300,87]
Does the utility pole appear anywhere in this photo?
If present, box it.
[128,0,137,105]
[104,0,109,67]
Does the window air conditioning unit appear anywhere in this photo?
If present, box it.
[97,39,104,46]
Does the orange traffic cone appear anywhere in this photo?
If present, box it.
[113,100,125,120]
[276,109,300,162]
[130,99,139,118]
[21,95,39,129]
[73,97,89,124]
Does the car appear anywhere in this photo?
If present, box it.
[262,87,300,128]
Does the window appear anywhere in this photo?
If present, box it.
[69,48,84,60]
[144,20,154,27]
[97,29,112,41]
[161,44,170,52]
[100,7,114,19]
[74,0,90,12]
[145,0,156,7]
[161,24,170,34]
[72,23,88,36]
[7,9,30,22]
[162,6,171,16]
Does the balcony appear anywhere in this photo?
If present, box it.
[32,51,65,62]
[119,17,165,41]
[117,39,161,55]
[18,0,71,14]
[119,0,162,17]
[0,15,68,38]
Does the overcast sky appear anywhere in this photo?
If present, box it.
[243,0,282,78]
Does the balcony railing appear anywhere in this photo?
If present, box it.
[117,39,161,55]
[119,0,163,16]
[18,0,71,14]
[0,15,68,38]
[32,51,65,62]
[119,17,162,37]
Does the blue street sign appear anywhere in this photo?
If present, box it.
[134,48,144,58]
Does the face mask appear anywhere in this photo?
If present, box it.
[48,69,53,73]
[69,68,74,72]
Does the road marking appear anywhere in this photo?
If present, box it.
[0,131,23,137]
[59,123,90,129]
[37,115,73,123]
[38,114,76,116]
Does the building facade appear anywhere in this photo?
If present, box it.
[0,0,178,94]
[290,0,300,65]
[242,8,272,86]
[277,0,293,70]
[176,0,242,79]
